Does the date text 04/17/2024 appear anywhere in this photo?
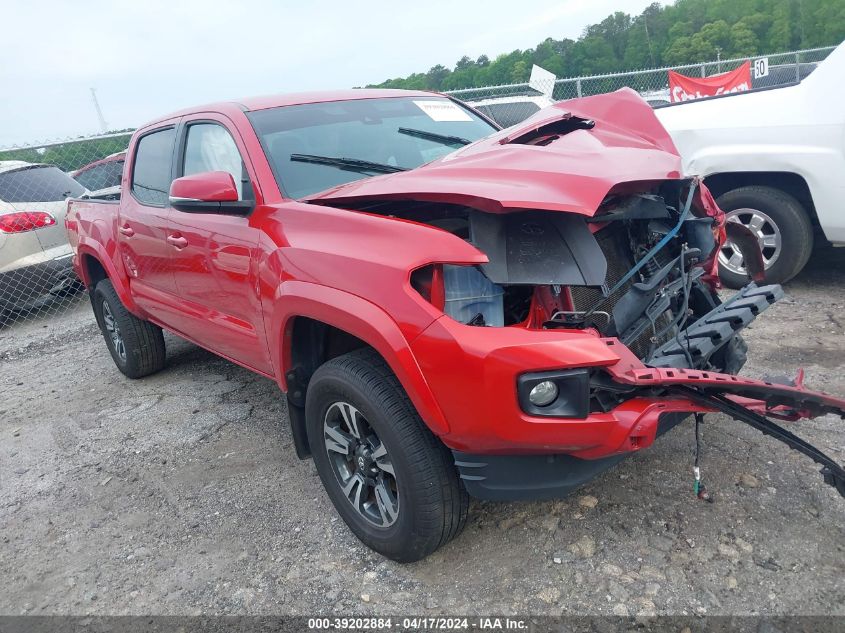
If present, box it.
[307,617,528,630]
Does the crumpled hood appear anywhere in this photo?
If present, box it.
[306,88,682,215]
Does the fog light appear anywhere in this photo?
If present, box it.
[528,380,558,407]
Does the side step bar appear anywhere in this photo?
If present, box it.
[670,384,845,499]
[649,283,784,368]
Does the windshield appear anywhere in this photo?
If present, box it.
[0,165,85,202]
[247,96,497,199]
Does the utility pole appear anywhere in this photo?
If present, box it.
[643,14,655,67]
[90,88,108,134]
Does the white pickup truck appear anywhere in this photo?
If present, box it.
[656,42,845,287]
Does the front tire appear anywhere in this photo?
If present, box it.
[305,348,468,563]
[716,186,813,288]
[92,279,166,378]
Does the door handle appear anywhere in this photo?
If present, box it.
[118,225,135,237]
[167,234,188,249]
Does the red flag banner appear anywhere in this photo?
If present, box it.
[669,61,752,103]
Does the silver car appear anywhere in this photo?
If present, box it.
[0,161,85,314]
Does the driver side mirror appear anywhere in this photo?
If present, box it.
[169,171,252,214]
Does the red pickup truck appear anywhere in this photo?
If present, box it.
[66,88,845,562]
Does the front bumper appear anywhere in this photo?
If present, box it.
[411,282,843,461]
[452,412,689,500]
[0,254,76,310]
[411,308,717,457]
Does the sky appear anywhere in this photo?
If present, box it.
[1,0,658,147]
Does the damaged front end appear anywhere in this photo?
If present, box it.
[308,90,749,374]
[306,89,845,501]
[459,178,747,374]
[356,177,753,375]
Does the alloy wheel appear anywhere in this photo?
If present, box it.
[102,301,126,362]
[323,401,399,527]
[719,207,783,276]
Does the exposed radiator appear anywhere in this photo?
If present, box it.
[569,224,675,360]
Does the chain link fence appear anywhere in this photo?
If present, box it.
[0,45,836,334]
[0,133,131,332]
[446,46,835,127]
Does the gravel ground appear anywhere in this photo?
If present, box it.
[1,246,844,617]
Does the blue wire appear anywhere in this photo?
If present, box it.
[584,182,698,319]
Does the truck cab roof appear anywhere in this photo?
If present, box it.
[140,89,446,129]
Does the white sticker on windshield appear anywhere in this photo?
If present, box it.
[413,100,473,122]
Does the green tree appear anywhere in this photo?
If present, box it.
[571,36,618,74]
[585,11,632,62]
[624,18,657,69]
[510,60,530,83]
[690,20,732,60]
[806,0,845,47]
[767,0,801,50]
[662,20,696,63]
[367,0,845,90]
[730,21,760,56]
[424,65,451,90]
[455,56,474,71]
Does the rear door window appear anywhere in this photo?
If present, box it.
[131,128,176,206]
[75,160,124,191]
[0,165,85,202]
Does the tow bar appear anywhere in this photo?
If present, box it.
[670,385,845,498]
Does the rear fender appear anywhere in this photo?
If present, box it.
[269,280,450,436]
[75,239,141,315]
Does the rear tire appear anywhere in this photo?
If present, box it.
[716,186,813,288]
[305,348,468,563]
[92,279,166,378]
